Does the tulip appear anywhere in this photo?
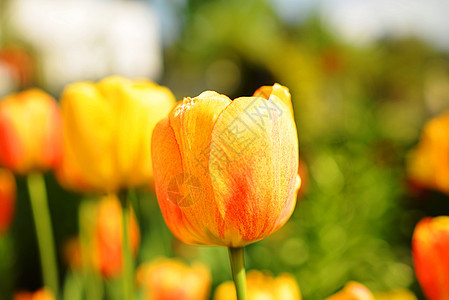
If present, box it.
[0,89,61,296]
[375,289,417,300]
[137,258,211,300]
[213,270,301,300]
[93,194,140,278]
[0,89,62,174]
[0,44,35,88]
[406,111,449,195]
[325,282,374,300]
[59,75,176,193]
[152,83,300,299]
[0,168,15,234]
[152,83,300,246]
[14,288,54,300]
[62,237,82,271]
[54,137,95,193]
[412,216,449,300]
[60,76,175,298]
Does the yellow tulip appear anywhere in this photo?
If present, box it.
[137,258,211,300]
[59,76,176,192]
[375,289,417,300]
[325,282,374,300]
[407,111,449,195]
[213,270,301,300]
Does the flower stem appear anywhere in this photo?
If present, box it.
[228,247,247,300]
[119,190,134,300]
[27,173,59,297]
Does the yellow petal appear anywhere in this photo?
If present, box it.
[253,83,294,118]
[61,82,117,190]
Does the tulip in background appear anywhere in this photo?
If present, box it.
[0,89,62,174]
[63,195,140,298]
[0,44,35,92]
[213,270,301,300]
[93,194,140,278]
[0,168,15,234]
[374,289,417,300]
[137,258,211,300]
[60,76,176,299]
[406,111,449,195]
[0,89,62,297]
[60,75,176,193]
[152,83,300,299]
[325,282,374,300]
[412,216,449,300]
[14,288,54,300]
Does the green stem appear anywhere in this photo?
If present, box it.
[27,173,59,298]
[119,190,134,300]
[228,247,247,300]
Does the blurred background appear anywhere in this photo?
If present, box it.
[1,0,449,299]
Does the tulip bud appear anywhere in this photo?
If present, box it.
[59,76,176,192]
[14,288,54,300]
[0,89,62,174]
[0,168,15,234]
[137,258,211,300]
[62,237,82,270]
[93,194,140,277]
[213,270,301,300]
[412,216,449,300]
[152,84,300,247]
[406,111,449,195]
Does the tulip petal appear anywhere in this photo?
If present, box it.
[253,83,294,118]
[412,217,449,300]
[152,117,206,244]
[209,94,299,246]
[61,82,116,190]
[167,92,232,244]
[122,80,175,187]
[0,107,24,171]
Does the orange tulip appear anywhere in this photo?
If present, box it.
[14,288,54,300]
[214,270,301,300]
[406,111,449,195]
[152,84,300,247]
[59,76,176,192]
[137,258,211,300]
[0,89,62,174]
[93,194,140,277]
[0,45,35,88]
[412,216,449,300]
[62,237,82,270]
[0,168,15,234]
[325,282,374,300]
